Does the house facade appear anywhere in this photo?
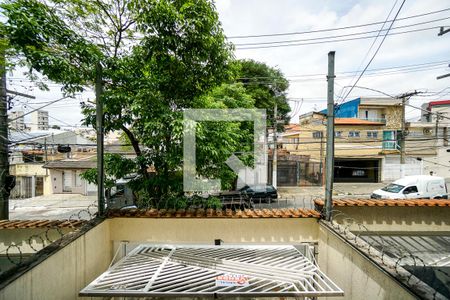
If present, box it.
[280,97,432,183]
[43,161,97,196]
[9,130,97,198]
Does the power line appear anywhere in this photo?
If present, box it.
[236,26,438,50]
[8,96,72,122]
[338,0,407,108]
[227,7,450,39]
[234,16,449,47]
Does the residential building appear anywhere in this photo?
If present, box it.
[8,111,26,131]
[30,110,49,131]
[8,130,97,198]
[413,99,450,179]
[281,97,430,183]
[43,160,97,196]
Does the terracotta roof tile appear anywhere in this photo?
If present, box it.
[0,219,85,229]
[106,208,320,218]
[314,198,450,207]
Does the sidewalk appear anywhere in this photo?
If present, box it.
[278,182,386,197]
[9,194,97,220]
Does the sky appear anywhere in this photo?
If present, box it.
[7,0,450,127]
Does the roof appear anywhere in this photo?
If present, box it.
[314,198,450,207]
[43,160,96,169]
[428,99,450,108]
[334,118,384,125]
[80,244,344,298]
[0,219,85,229]
[359,97,402,106]
[106,208,321,218]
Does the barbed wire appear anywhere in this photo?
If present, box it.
[324,207,447,299]
[0,204,98,276]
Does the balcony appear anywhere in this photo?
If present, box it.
[358,117,386,124]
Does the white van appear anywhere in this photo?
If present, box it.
[371,175,448,200]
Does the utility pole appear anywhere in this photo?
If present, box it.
[435,112,442,139]
[0,45,8,219]
[397,91,420,177]
[96,63,105,216]
[272,103,277,189]
[325,51,335,221]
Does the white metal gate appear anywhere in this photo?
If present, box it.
[80,244,344,298]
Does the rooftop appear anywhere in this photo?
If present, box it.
[106,208,321,218]
[43,160,96,169]
[314,198,450,207]
[0,219,85,229]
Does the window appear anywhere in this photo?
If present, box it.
[334,131,342,138]
[312,131,323,139]
[403,186,418,194]
[348,131,360,138]
[367,131,378,139]
[382,130,397,149]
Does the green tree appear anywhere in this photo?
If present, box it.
[1,0,255,206]
[237,59,291,129]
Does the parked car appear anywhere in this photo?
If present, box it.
[216,190,253,210]
[371,175,448,199]
[239,184,278,203]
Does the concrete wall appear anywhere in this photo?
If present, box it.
[0,228,73,254]
[318,223,416,300]
[109,218,319,244]
[0,222,111,300]
[332,206,450,233]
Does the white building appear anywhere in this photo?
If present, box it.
[30,110,49,131]
[9,111,26,130]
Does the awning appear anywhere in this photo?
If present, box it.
[80,244,344,298]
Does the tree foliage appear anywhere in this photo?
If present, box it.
[237,59,291,128]
[2,0,291,207]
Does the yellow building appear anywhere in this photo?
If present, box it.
[280,98,437,183]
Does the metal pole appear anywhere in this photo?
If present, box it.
[272,103,277,188]
[400,96,406,177]
[325,51,335,221]
[0,45,8,220]
[96,63,105,216]
[319,131,324,186]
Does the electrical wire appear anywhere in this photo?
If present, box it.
[227,7,450,39]
[234,14,446,47]
[338,0,407,109]
[236,26,438,50]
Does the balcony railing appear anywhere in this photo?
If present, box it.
[382,141,399,150]
[358,117,386,124]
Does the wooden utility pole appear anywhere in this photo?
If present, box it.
[272,103,278,188]
[96,63,105,216]
[325,51,335,221]
[0,46,8,219]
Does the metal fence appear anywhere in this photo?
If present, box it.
[268,160,322,187]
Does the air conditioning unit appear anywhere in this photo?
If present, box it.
[423,128,433,135]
